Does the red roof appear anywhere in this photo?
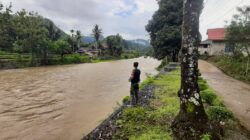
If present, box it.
[207,28,225,40]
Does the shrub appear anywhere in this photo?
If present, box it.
[140,76,154,89]
[199,82,209,91]
[207,106,233,122]
[122,96,130,103]
[122,107,148,122]
[212,97,224,107]
[62,54,90,64]
[201,134,212,140]
[201,89,217,105]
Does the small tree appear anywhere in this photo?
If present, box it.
[54,39,70,60]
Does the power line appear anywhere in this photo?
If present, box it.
[204,0,245,27]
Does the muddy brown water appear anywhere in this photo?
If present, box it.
[0,57,160,140]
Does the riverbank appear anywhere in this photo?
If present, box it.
[0,51,139,70]
[83,64,250,140]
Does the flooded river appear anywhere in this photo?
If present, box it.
[0,57,160,140]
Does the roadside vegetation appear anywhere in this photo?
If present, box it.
[114,69,250,140]
[204,55,250,83]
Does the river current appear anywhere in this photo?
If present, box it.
[0,57,160,140]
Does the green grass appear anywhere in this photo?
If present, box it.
[115,69,240,139]
[114,70,181,140]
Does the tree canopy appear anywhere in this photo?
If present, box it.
[226,6,250,57]
[146,0,183,61]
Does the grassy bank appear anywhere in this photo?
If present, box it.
[0,51,139,69]
[204,55,250,83]
[113,69,250,140]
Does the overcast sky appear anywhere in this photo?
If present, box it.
[1,0,250,40]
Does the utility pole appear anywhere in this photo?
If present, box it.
[171,0,218,139]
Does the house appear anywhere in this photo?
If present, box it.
[77,46,101,57]
[199,28,231,55]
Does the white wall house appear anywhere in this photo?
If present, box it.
[199,28,232,55]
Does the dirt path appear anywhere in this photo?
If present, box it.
[199,60,250,131]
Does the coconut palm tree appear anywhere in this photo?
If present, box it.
[76,30,82,50]
[92,24,103,52]
[70,29,75,52]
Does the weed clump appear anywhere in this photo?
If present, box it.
[122,96,130,104]
[207,106,233,122]
[201,89,217,105]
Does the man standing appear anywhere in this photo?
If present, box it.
[129,62,141,105]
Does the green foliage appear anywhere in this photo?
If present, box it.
[187,102,195,113]
[146,0,183,60]
[201,89,217,105]
[212,97,224,107]
[201,134,212,140]
[226,6,250,57]
[207,106,233,122]
[105,34,123,56]
[92,24,103,51]
[114,70,180,139]
[130,127,172,140]
[122,96,130,104]
[140,76,154,89]
[208,55,250,83]
[61,54,90,64]
[198,79,209,91]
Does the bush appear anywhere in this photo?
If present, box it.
[122,107,148,122]
[212,97,224,107]
[201,89,217,105]
[207,106,233,122]
[140,76,154,89]
[123,96,130,103]
[201,134,212,140]
[62,54,90,64]
[199,82,209,91]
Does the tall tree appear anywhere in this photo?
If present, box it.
[146,0,183,61]
[76,30,82,50]
[53,39,70,60]
[0,3,15,51]
[171,0,217,139]
[13,10,49,65]
[92,24,102,51]
[70,29,75,53]
[226,6,250,57]
[106,34,123,56]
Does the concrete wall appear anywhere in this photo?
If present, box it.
[199,41,226,56]
[210,41,226,55]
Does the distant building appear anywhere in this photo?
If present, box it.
[77,46,100,57]
[199,28,231,55]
